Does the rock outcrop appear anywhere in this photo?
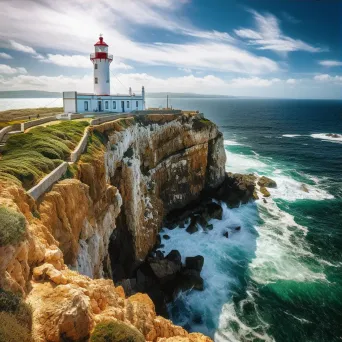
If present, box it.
[0,112,224,342]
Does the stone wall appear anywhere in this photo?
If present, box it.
[21,117,56,131]
[27,162,68,200]
[70,129,89,162]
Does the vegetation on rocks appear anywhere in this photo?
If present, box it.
[0,290,32,342]
[0,107,63,128]
[0,121,88,188]
[90,321,145,342]
[80,130,106,163]
[0,206,26,247]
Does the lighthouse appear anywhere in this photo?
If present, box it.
[90,35,113,95]
[62,34,145,114]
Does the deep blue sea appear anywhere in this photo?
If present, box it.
[147,98,342,342]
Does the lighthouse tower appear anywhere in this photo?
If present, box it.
[90,35,113,95]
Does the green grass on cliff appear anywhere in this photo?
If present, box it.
[0,206,26,247]
[90,321,145,342]
[80,131,107,164]
[0,121,89,188]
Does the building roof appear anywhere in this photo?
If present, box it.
[94,36,108,47]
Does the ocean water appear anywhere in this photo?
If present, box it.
[147,98,342,342]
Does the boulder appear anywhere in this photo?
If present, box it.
[223,231,229,238]
[206,202,223,220]
[300,184,309,193]
[215,172,257,207]
[165,250,182,265]
[185,256,204,272]
[260,187,270,197]
[234,226,241,231]
[149,259,181,284]
[177,269,204,291]
[206,224,214,231]
[163,234,170,240]
[258,176,277,188]
[186,216,199,234]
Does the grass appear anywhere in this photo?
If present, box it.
[0,120,89,188]
[0,206,26,247]
[90,321,145,342]
[0,107,63,127]
[0,290,32,342]
[80,130,107,164]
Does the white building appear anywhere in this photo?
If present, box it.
[63,35,145,114]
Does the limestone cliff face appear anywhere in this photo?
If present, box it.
[0,112,225,341]
[94,113,226,276]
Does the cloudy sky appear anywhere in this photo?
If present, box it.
[0,0,341,99]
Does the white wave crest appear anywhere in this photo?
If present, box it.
[224,140,245,146]
[311,133,342,143]
[282,134,301,138]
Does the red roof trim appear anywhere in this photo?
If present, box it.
[94,36,108,46]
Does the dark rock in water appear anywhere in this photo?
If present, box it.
[185,255,204,272]
[186,216,199,234]
[223,231,229,238]
[263,198,267,204]
[163,234,170,240]
[149,259,181,284]
[197,214,208,228]
[147,285,168,317]
[235,226,241,231]
[206,224,214,230]
[155,250,164,259]
[257,176,277,188]
[177,269,204,291]
[179,220,185,228]
[168,222,178,230]
[215,172,257,207]
[166,250,182,265]
[206,202,223,220]
[159,244,165,248]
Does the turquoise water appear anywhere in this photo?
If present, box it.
[148,98,342,342]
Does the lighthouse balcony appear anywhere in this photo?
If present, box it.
[90,52,113,61]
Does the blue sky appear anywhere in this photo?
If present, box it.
[0,0,341,99]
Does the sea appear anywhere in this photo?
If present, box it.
[1,97,342,341]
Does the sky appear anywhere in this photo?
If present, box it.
[0,0,341,99]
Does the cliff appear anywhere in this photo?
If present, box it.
[0,112,225,341]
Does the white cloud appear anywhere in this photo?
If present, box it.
[0,64,27,74]
[42,54,133,70]
[235,10,323,53]
[0,0,278,75]
[178,67,192,73]
[314,74,342,83]
[318,60,342,67]
[286,78,296,84]
[229,77,281,88]
[9,40,37,54]
[7,40,44,59]
[0,52,12,59]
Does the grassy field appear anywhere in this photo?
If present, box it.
[0,120,89,188]
[0,107,63,129]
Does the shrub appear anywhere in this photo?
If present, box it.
[0,290,32,342]
[90,321,145,342]
[0,206,26,247]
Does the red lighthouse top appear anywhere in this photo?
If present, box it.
[90,35,113,62]
[94,35,108,47]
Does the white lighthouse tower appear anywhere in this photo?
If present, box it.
[62,35,145,114]
[90,34,112,95]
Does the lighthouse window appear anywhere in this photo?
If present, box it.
[84,101,88,111]
[105,101,108,109]
[113,101,116,109]
[95,63,98,69]
[136,101,138,108]
[95,77,98,84]
[127,101,130,108]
